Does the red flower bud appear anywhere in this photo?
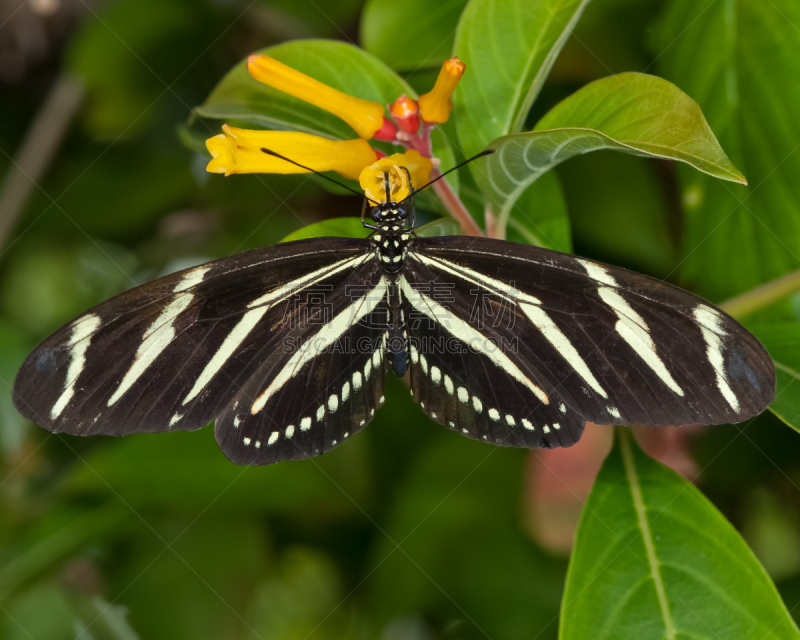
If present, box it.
[390,95,420,135]
[372,115,400,142]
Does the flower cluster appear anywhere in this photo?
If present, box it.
[205,54,466,203]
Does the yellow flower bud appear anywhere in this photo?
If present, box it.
[206,125,379,180]
[359,150,434,203]
[247,55,390,140]
[418,57,466,124]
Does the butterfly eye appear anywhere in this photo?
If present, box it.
[370,208,382,222]
[398,207,409,220]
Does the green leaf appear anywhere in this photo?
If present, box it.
[654,0,800,301]
[360,0,469,71]
[751,323,800,435]
[281,214,461,243]
[558,152,676,277]
[561,429,800,640]
[430,126,459,194]
[505,171,571,253]
[454,0,592,158]
[280,217,370,242]
[479,73,745,234]
[193,40,414,140]
[415,217,461,237]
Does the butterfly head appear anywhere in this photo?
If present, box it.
[368,200,412,232]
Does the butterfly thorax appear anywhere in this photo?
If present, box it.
[369,203,412,274]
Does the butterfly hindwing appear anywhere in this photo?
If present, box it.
[215,278,391,465]
[401,293,583,448]
[399,261,585,449]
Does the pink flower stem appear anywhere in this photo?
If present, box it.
[399,123,484,237]
[430,173,483,237]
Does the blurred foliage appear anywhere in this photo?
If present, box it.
[1,0,800,638]
[653,0,800,302]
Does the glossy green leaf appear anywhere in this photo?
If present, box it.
[280,217,369,242]
[193,40,414,140]
[654,0,800,301]
[454,0,591,158]
[360,0,468,71]
[561,429,800,640]
[751,323,800,435]
[479,73,745,234]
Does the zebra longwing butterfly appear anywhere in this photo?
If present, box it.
[13,161,775,465]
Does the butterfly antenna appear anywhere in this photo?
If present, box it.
[398,149,495,203]
[260,148,380,205]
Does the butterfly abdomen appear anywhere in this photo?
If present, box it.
[386,283,408,376]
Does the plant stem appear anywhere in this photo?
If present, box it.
[431,171,483,237]
[0,74,84,248]
[485,203,501,239]
[404,123,483,237]
[720,269,800,319]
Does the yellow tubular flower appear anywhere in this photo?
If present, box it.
[206,125,379,180]
[418,57,466,124]
[247,55,390,140]
[359,150,434,203]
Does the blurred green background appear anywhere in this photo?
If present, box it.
[1,0,799,638]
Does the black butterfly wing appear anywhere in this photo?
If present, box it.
[216,277,391,465]
[13,238,389,464]
[402,236,774,448]
[400,253,585,450]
